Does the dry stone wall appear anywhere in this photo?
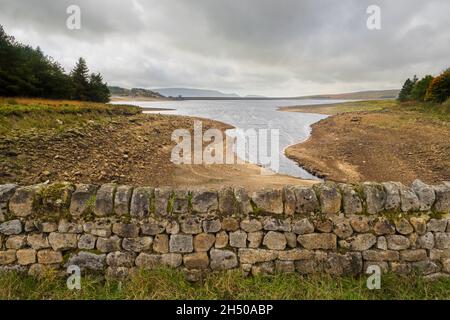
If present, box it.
[0,181,450,279]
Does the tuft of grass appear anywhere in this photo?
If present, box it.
[0,268,449,300]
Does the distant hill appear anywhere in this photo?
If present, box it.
[300,89,400,100]
[108,86,166,99]
[153,88,240,98]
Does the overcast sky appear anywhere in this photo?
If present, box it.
[1,0,449,96]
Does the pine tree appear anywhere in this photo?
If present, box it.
[398,78,414,102]
[87,73,110,103]
[70,57,90,100]
[411,75,433,102]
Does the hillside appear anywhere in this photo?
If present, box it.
[300,89,400,100]
[108,86,166,99]
[153,87,240,98]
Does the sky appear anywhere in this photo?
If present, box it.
[1,0,449,97]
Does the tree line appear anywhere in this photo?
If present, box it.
[0,25,110,103]
[399,68,450,103]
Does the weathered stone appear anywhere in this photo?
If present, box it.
[411,260,440,275]
[172,189,189,214]
[238,249,278,264]
[0,250,16,265]
[263,231,286,250]
[341,233,377,251]
[293,186,319,214]
[412,180,435,211]
[410,217,427,235]
[278,249,313,261]
[229,230,247,248]
[263,218,291,232]
[169,234,193,253]
[183,252,209,270]
[0,219,22,235]
[161,253,183,268]
[218,187,235,215]
[180,217,202,234]
[363,183,386,214]
[150,234,167,253]
[48,232,78,251]
[24,220,36,232]
[377,236,388,250]
[292,218,314,235]
[247,231,264,248]
[130,187,152,218]
[285,232,297,248]
[191,189,218,213]
[349,216,370,233]
[194,233,215,252]
[39,183,75,213]
[122,237,153,252]
[210,249,238,270]
[443,258,450,273]
[78,234,97,250]
[106,252,135,267]
[112,223,140,238]
[314,219,333,233]
[400,249,428,262]
[382,182,401,211]
[427,219,447,232]
[297,233,337,250]
[408,232,419,248]
[135,253,161,270]
[395,219,414,235]
[251,262,275,275]
[435,233,450,249]
[37,250,62,264]
[69,184,97,216]
[202,219,221,233]
[399,184,420,212]
[215,231,228,248]
[141,219,167,235]
[39,222,58,233]
[433,184,450,213]
[333,221,353,239]
[340,184,363,214]
[96,236,122,253]
[251,189,283,214]
[94,184,115,216]
[68,252,106,271]
[390,262,412,274]
[234,187,253,215]
[106,267,130,279]
[166,221,180,235]
[275,260,295,273]
[315,184,341,215]
[386,235,411,250]
[373,218,396,235]
[83,221,111,237]
[362,250,399,261]
[240,219,263,232]
[0,184,17,203]
[364,261,389,273]
[9,185,42,217]
[114,185,133,216]
[58,220,83,234]
[221,217,239,231]
[418,232,434,250]
[16,249,36,265]
[6,235,27,249]
[27,234,50,249]
[324,252,362,276]
[154,188,171,216]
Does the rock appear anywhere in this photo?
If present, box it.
[433,184,450,213]
[315,184,341,214]
[130,187,152,218]
[106,252,135,267]
[363,183,386,214]
[215,231,228,248]
[275,260,295,273]
[418,232,434,250]
[106,267,130,279]
[83,221,111,237]
[238,249,278,264]
[399,184,420,212]
[400,249,428,262]
[94,184,115,216]
[48,233,78,251]
[295,251,328,274]
[221,217,239,231]
[114,185,133,216]
[373,218,395,235]
[161,253,183,268]
[180,217,202,234]
[410,217,427,235]
[248,231,264,248]
[229,230,247,248]
[263,218,291,232]
[16,249,36,265]
[292,218,314,235]
[194,233,215,252]
[172,189,190,214]
[0,250,16,265]
[166,221,180,235]
[283,187,296,216]
[183,252,209,270]
[377,236,388,250]
[424,273,450,281]
[234,187,253,215]
[135,253,161,270]
[427,219,447,232]
[251,189,283,214]
[341,234,377,251]
[9,185,42,217]
[382,182,401,211]
[263,231,286,250]
[362,250,399,261]
[278,249,313,261]
[285,232,297,248]
[293,186,319,214]
[68,252,106,271]
[154,188,171,216]
[390,262,412,274]
[78,234,97,250]
[412,180,435,211]
[324,252,362,276]
[27,234,50,249]
[395,219,414,235]
[122,237,153,252]
[58,220,83,234]
[6,235,27,249]
[112,223,139,238]
[202,219,221,233]
[218,187,235,215]
[191,189,218,213]
[314,220,333,233]
[435,233,450,249]
[37,250,63,264]
[339,184,363,214]
[349,216,370,233]
[39,222,58,233]
[251,262,275,275]
[0,184,17,203]
[169,235,193,253]
[411,260,440,275]
[333,221,353,239]
[210,249,238,270]
[240,219,263,233]
[69,184,97,216]
[0,220,22,235]
[141,219,167,235]
[442,258,450,273]
[386,235,411,250]
[150,234,168,253]
[96,236,122,253]
[297,233,337,250]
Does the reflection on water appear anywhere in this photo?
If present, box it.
[113,99,341,179]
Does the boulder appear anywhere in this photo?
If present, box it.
[210,249,238,270]
[251,188,283,214]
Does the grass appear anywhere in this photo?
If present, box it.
[0,268,449,300]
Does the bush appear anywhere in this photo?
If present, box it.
[425,69,450,103]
